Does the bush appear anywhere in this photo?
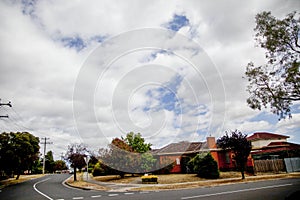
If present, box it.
[92,162,104,177]
[189,153,219,179]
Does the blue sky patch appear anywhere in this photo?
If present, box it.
[143,75,183,114]
[249,111,279,125]
[21,0,37,16]
[164,14,190,32]
[59,35,106,51]
[61,36,86,51]
[90,35,106,43]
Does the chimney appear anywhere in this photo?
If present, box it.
[206,137,216,149]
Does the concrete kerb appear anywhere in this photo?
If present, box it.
[62,175,92,191]
[68,172,300,192]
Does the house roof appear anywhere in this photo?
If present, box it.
[266,141,300,148]
[247,132,289,141]
[153,141,207,155]
[251,141,300,154]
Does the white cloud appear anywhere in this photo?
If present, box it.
[1,0,300,160]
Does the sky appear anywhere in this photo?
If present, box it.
[0,0,300,160]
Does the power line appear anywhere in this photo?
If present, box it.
[41,137,53,174]
[0,98,12,118]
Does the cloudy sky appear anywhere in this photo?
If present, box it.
[1,0,299,159]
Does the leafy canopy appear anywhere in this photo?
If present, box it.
[245,11,300,119]
[0,132,40,179]
[65,143,88,181]
[99,132,156,175]
[122,132,152,153]
[217,130,251,179]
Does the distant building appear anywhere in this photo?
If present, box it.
[247,132,300,160]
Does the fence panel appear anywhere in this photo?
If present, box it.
[254,159,285,173]
[284,157,300,173]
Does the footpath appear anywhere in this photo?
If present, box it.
[81,172,300,192]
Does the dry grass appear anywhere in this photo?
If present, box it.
[90,172,300,191]
[66,173,108,190]
[93,172,244,184]
[0,174,45,189]
[92,175,122,182]
[132,172,300,191]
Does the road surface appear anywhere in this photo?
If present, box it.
[0,174,299,200]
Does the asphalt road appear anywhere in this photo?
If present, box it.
[0,174,299,200]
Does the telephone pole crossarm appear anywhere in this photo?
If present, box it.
[0,99,12,118]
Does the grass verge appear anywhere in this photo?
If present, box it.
[65,173,109,191]
[0,174,45,189]
[131,172,300,191]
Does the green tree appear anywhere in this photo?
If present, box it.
[122,132,152,153]
[217,130,251,179]
[53,160,67,172]
[245,11,300,119]
[189,153,219,179]
[0,132,40,179]
[45,151,55,173]
[92,162,104,177]
[140,152,157,172]
[99,133,156,176]
[66,143,87,181]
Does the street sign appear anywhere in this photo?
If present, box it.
[84,156,90,164]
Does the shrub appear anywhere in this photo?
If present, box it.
[189,153,219,179]
[92,162,104,177]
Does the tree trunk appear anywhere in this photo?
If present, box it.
[16,169,21,180]
[73,167,77,181]
[16,173,20,180]
[241,170,245,179]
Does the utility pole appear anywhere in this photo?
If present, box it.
[0,98,12,118]
[41,137,52,174]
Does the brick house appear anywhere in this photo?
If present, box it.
[153,137,253,173]
[247,132,300,159]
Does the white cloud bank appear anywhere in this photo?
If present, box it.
[0,0,299,159]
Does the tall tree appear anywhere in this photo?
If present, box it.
[45,151,55,173]
[0,132,40,179]
[217,130,252,179]
[99,132,156,176]
[122,132,152,153]
[53,160,67,172]
[66,143,87,181]
[245,11,300,119]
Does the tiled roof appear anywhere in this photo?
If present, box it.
[266,141,300,148]
[251,142,300,154]
[247,132,289,141]
[153,141,207,155]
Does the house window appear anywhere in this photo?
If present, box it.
[176,158,180,165]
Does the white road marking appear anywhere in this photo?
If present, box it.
[181,183,293,199]
[108,194,119,197]
[124,192,134,195]
[140,191,149,194]
[91,195,102,198]
[33,178,53,200]
[73,197,83,200]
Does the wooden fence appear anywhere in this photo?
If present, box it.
[254,159,285,173]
